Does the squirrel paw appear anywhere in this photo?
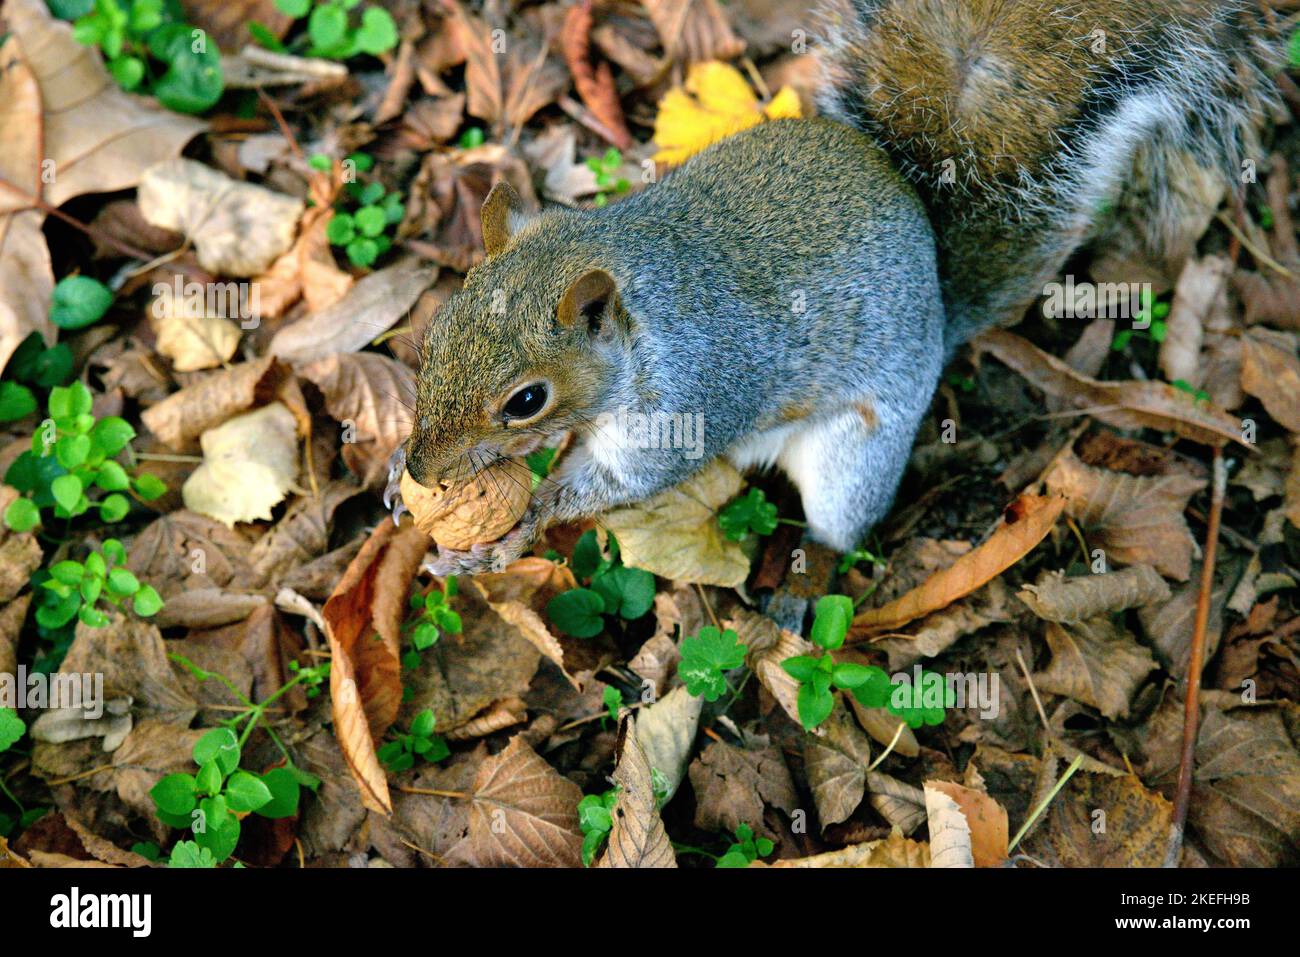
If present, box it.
[383,444,408,526]
[422,498,543,576]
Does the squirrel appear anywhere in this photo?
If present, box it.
[388,0,1281,575]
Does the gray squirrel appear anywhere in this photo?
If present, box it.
[390,0,1281,574]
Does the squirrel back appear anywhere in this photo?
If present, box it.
[817,0,1282,348]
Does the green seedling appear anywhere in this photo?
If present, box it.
[578,787,619,867]
[677,625,748,702]
[37,540,163,629]
[316,151,406,269]
[377,709,449,772]
[586,148,630,207]
[718,487,778,541]
[838,546,885,575]
[3,380,167,533]
[782,595,952,730]
[66,0,223,113]
[546,530,655,637]
[257,0,398,60]
[150,727,304,863]
[400,577,462,671]
[715,823,774,868]
[602,685,621,728]
[0,332,75,424]
[458,127,486,150]
[1111,288,1169,351]
[167,840,218,868]
[1171,379,1210,404]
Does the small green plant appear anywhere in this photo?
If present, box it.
[601,685,621,728]
[838,546,885,576]
[150,727,304,863]
[525,447,558,491]
[677,625,748,702]
[167,840,219,868]
[577,787,619,866]
[314,152,406,269]
[458,127,486,150]
[130,840,162,862]
[257,0,398,60]
[546,530,655,637]
[38,540,163,629]
[0,709,24,755]
[377,709,449,772]
[718,487,778,541]
[586,148,630,207]
[1171,379,1210,404]
[400,578,462,670]
[1111,288,1169,351]
[782,596,952,731]
[66,0,223,113]
[3,381,167,533]
[0,332,75,425]
[715,823,773,868]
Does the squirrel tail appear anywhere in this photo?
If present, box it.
[817,0,1284,352]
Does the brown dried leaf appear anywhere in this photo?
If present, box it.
[1021,771,1172,867]
[181,402,300,527]
[138,158,302,277]
[1240,327,1300,434]
[766,829,929,867]
[688,738,797,836]
[852,493,1064,635]
[247,480,362,586]
[864,770,926,833]
[596,715,677,868]
[602,459,752,587]
[735,608,813,728]
[140,354,289,450]
[925,780,1008,867]
[1045,451,1205,581]
[643,0,746,64]
[633,684,703,802]
[803,702,872,828]
[1017,565,1170,623]
[561,0,633,149]
[252,202,354,319]
[1158,255,1231,386]
[453,5,568,135]
[976,329,1244,447]
[449,735,583,867]
[0,489,41,602]
[1033,618,1158,719]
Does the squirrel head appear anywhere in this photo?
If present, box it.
[406,182,631,486]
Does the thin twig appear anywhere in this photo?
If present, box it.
[1165,448,1226,867]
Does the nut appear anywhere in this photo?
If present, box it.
[400,461,531,549]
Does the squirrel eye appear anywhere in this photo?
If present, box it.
[502,383,548,420]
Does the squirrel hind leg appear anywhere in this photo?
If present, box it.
[776,403,920,554]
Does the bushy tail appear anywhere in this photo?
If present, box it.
[816,0,1282,350]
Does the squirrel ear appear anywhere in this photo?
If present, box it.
[557,269,617,329]
[481,181,526,257]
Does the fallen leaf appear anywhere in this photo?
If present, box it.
[734,608,813,729]
[138,158,302,277]
[976,329,1245,448]
[864,770,926,833]
[596,715,677,868]
[1158,255,1231,386]
[0,0,202,369]
[1033,618,1158,720]
[1021,771,1173,867]
[633,684,703,803]
[149,281,242,372]
[688,738,797,836]
[1240,327,1300,433]
[268,258,434,364]
[141,354,290,450]
[1017,565,1170,623]
[642,0,746,65]
[766,828,929,867]
[803,702,872,828]
[452,5,569,137]
[923,782,974,868]
[1045,451,1205,581]
[562,0,633,149]
[247,480,363,586]
[602,459,752,587]
[852,493,1064,635]
[925,780,1008,867]
[447,735,583,867]
[182,402,300,527]
[652,60,801,165]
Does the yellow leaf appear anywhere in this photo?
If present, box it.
[652,61,801,166]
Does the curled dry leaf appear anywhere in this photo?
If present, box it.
[182,402,300,527]
[602,458,751,587]
[1045,451,1205,581]
[1158,255,1231,386]
[633,684,703,803]
[561,0,633,149]
[1033,618,1158,720]
[1017,565,1171,623]
[924,780,1008,867]
[322,518,430,813]
[642,0,746,65]
[975,329,1245,448]
[400,464,532,550]
[149,280,242,372]
[452,5,569,136]
[138,158,303,277]
[446,735,583,867]
[445,697,528,741]
[923,783,975,868]
[472,557,579,682]
[141,354,289,450]
[1240,327,1300,434]
[0,0,203,369]
[733,608,814,729]
[596,714,677,868]
[864,770,926,833]
[851,493,1064,636]
[300,352,416,488]
[252,201,354,319]
[267,257,434,365]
